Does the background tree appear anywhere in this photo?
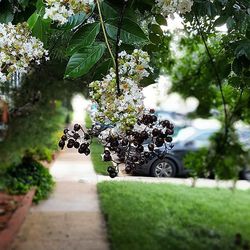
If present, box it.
[169,0,250,180]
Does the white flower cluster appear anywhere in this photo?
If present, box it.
[44,0,94,25]
[155,0,193,16]
[0,22,49,83]
[89,49,153,132]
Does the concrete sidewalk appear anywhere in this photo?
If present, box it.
[11,95,109,250]
[11,148,109,250]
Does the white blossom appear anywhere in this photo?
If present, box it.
[89,49,153,132]
[0,22,48,83]
[177,0,193,14]
[155,0,193,16]
[44,0,94,25]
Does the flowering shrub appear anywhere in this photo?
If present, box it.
[89,49,153,132]
[155,0,193,16]
[44,0,94,25]
[0,22,48,83]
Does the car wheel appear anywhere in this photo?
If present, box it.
[150,158,176,177]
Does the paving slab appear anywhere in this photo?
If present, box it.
[11,212,108,250]
[31,182,100,212]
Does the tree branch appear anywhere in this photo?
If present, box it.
[96,0,116,67]
[115,0,128,95]
[195,15,229,135]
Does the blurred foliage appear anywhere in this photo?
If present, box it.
[0,60,88,169]
[171,34,250,120]
[0,100,66,168]
[85,112,92,129]
[208,128,248,180]
[184,148,208,179]
[168,0,250,180]
[184,127,249,180]
[4,157,55,203]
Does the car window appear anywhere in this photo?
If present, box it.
[194,132,214,141]
[189,131,215,148]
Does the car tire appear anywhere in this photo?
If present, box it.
[150,158,176,178]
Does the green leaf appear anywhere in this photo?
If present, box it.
[217,0,228,5]
[155,14,167,26]
[67,22,100,55]
[60,12,88,30]
[214,15,228,27]
[232,58,243,75]
[235,40,250,59]
[228,76,242,88]
[149,32,161,44]
[92,59,114,80]
[246,26,250,39]
[226,16,236,31]
[0,2,14,23]
[28,12,50,45]
[150,24,163,36]
[28,12,39,29]
[124,8,138,22]
[105,18,148,45]
[206,2,217,17]
[36,0,44,10]
[65,44,106,78]
[143,43,159,53]
[18,0,30,9]
[101,1,117,19]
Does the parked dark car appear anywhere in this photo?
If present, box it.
[129,126,250,180]
[130,149,187,178]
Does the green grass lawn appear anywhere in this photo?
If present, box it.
[98,181,250,250]
[85,112,109,175]
[90,138,109,175]
[85,112,92,129]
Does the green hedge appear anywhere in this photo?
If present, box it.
[4,158,55,203]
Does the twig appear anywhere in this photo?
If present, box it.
[195,15,229,136]
[115,0,128,95]
[96,0,116,67]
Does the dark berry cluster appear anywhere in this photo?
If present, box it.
[58,124,91,155]
[107,166,118,178]
[59,109,174,178]
[98,109,174,176]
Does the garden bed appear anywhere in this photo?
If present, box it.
[0,189,35,250]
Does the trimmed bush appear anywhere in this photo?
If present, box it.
[5,157,55,203]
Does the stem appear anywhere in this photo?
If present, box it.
[195,15,228,137]
[115,0,128,95]
[96,0,116,67]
